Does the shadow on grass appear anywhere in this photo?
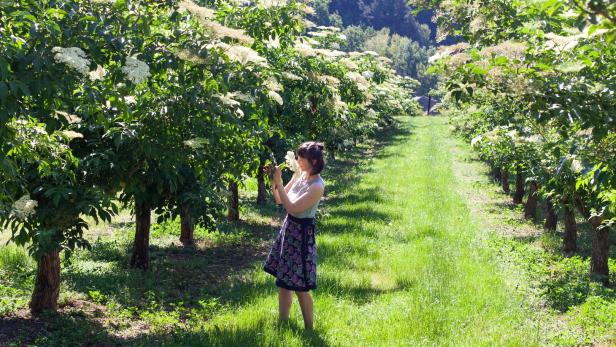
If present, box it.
[0,308,128,346]
[4,117,417,345]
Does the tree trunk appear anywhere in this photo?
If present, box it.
[589,216,609,285]
[544,197,557,232]
[29,249,61,314]
[179,203,194,246]
[513,172,524,204]
[256,165,267,205]
[524,181,538,220]
[562,204,577,253]
[227,181,239,221]
[130,202,151,270]
[492,167,502,183]
[501,168,510,193]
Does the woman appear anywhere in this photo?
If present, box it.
[263,141,326,330]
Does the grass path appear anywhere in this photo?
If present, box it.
[161,116,541,346]
[1,116,546,346]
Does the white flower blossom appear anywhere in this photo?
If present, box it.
[12,195,38,220]
[362,71,374,79]
[52,47,90,76]
[285,151,299,172]
[178,0,216,20]
[55,110,82,124]
[268,91,284,105]
[216,93,241,107]
[124,95,137,105]
[226,45,268,66]
[60,130,84,140]
[264,77,283,92]
[282,72,302,81]
[294,43,317,57]
[122,57,150,85]
[470,135,483,147]
[89,65,107,81]
[183,137,208,149]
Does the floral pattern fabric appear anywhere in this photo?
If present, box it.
[264,215,317,292]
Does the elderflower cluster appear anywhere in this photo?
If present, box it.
[122,57,151,85]
[226,45,268,66]
[480,41,527,60]
[268,91,284,105]
[285,151,299,172]
[178,0,216,20]
[12,195,38,220]
[52,47,90,77]
[259,0,287,8]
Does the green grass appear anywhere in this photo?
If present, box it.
[2,115,613,346]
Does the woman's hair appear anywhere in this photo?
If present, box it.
[297,141,325,175]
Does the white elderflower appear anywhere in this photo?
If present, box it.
[285,151,299,172]
[294,43,317,57]
[570,158,583,173]
[230,91,254,103]
[52,47,90,77]
[282,72,302,81]
[226,45,268,66]
[89,65,106,81]
[320,75,340,87]
[55,110,82,124]
[362,71,374,79]
[265,37,281,49]
[175,49,207,64]
[260,0,286,8]
[183,137,208,149]
[268,91,284,105]
[340,58,359,70]
[12,195,38,220]
[122,57,150,85]
[480,41,526,60]
[124,95,137,105]
[470,135,483,147]
[203,20,254,44]
[264,77,282,92]
[60,130,84,140]
[215,93,241,107]
[178,0,216,20]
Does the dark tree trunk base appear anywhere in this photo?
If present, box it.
[179,203,194,247]
[544,197,557,232]
[492,167,502,183]
[562,204,577,253]
[590,217,609,285]
[513,173,524,204]
[501,168,510,193]
[524,181,538,220]
[30,249,61,314]
[130,203,151,270]
[257,165,267,205]
[227,182,239,222]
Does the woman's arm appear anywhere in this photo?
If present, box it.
[274,180,323,215]
[272,181,281,204]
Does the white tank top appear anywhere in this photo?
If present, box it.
[287,175,325,218]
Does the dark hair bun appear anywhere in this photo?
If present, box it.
[297,141,326,175]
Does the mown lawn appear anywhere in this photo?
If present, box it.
[1,116,613,346]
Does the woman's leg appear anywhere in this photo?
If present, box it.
[296,291,314,329]
[279,288,293,320]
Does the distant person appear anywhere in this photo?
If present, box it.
[264,141,326,330]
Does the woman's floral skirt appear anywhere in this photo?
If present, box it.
[264,214,317,292]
